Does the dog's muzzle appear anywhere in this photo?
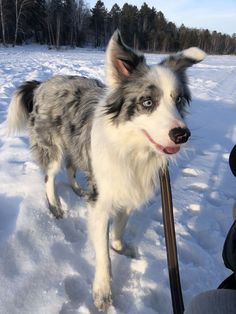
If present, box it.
[169,127,191,144]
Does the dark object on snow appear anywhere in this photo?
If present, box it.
[223,220,236,272]
[159,168,184,314]
[218,219,236,290]
[218,146,236,289]
[160,147,236,314]
[218,273,236,290]
[229,145,236,176]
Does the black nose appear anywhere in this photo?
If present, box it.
[169,127,191,144]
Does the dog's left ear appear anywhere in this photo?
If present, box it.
[106,30,146,88]
[160,47,206,72]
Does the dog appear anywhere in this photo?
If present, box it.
[7,30,205,311]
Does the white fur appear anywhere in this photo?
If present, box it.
[89,61,190,311]
[89,109,168,310]
[7,90,29,134]
[105,35,118,89]
[91,109,168,210]
[46,160,61,207]
[182,47,206,61]
[111,208,132,251]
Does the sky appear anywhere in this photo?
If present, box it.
[87,0,236,35]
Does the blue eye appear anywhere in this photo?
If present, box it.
[142,99,153,107]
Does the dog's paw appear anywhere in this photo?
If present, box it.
[112,241,138,259]
[93,282,112,312]
[47,200,64,219]
[50,205,64,219]
[71,186,85,197]
[93,292,112,312]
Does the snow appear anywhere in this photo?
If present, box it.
[0,45,236,314]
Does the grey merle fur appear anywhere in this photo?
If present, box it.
[10,33,196,219]
[7,30,206,311]
[25,75,105,210]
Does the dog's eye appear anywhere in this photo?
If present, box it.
[142,99,153,108]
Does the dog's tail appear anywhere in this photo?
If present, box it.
[7,80,41,134]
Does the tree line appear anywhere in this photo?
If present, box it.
[0,0,235,54]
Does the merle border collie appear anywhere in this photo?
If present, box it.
[7,30,205,311]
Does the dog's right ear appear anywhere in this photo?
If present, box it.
[106,30,146,88]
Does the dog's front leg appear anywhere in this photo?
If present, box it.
[112,208,131,251]
[88,200,112,311]
[111,208,137,258]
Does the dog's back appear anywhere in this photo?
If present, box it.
[7,75,105,217]
[30,76,104,170]
[8,75,104,169]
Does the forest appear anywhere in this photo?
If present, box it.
[0,0,235,54]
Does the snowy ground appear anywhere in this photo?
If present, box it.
[0,46,236,314]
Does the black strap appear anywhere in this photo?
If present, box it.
[229,145,236,176]
[159,167,185,314]
[218,273,236,290]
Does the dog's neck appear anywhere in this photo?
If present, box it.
[91,108,168,209]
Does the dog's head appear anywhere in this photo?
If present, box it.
[104,30,206,155]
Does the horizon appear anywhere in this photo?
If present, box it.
[87,0,236,36]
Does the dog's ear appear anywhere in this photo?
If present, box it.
[106,30,146,88]
[160,47,206,72]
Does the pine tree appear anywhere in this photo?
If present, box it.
[109,4,121,33]
[138,2,154,50]
[26,0,47,44]
[75,0,90,46]
[90,0,107,47]
[120,3,139,48]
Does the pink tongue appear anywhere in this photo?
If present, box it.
[163,146,180,154]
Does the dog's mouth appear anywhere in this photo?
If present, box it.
[142,129,180,155]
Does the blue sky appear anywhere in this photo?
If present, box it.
[87,0,236,35]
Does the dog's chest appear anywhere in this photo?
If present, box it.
[117,155,161,206]
[91,115,167,209]
[93,147,164,209]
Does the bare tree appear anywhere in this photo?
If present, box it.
[13,0,33,46]
[0,0,6,46]
[55,11,60,49]
[46,0,64,49]
[75,0,90,46]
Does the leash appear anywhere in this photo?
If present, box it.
[159,167,185,314]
